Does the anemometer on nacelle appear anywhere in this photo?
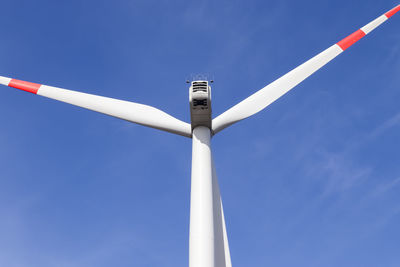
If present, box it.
[189,80,212,130]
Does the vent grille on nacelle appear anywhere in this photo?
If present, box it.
[192,82,208,92]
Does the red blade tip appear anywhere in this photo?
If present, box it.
[8,79,41,94]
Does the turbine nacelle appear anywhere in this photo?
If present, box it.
[189,80,212,130]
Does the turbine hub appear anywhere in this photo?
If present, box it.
[189,80,212,130]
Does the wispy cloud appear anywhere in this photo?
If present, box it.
[308,151,372,196]
[299,108,400,198]
[371,176,400,197]
[369,112,400,139]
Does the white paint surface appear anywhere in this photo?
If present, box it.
[212,45,343,134]
[37,85,192,137]
[361,15,387,34]
[212,157,232,267]
[0,76,11,86]
[190,126,215,267]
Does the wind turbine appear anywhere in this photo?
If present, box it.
[1,4,399,267]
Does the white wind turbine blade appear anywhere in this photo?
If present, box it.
[0,76,191,137]
[212,5,400,134]
[212,156,232,267]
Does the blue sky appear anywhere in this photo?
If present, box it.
[0,0,399,266]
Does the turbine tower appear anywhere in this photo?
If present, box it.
[1,5,399,267]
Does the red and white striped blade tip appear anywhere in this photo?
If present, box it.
[336,4,400,51]
[0,75,41,94]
